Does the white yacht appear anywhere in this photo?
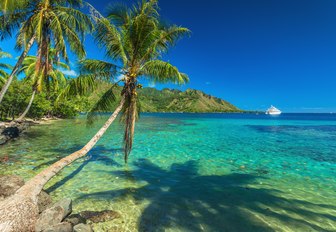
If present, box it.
[266,105,281,115]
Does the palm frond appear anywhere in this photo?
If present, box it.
[0,70,8,79]
[57,74,96,101]
[0,0,28,14]
[141,25,191,61]
[0,50,11,58]
[0,11,28,40]
[106,3,130,26]
[60,22,86,60]
[87,85,117,124]
[53,0,83,8]
[79,59,118,80]
[0,76,5,85]
[140,60,189,84]
[94,17,128,64]
[0,63,12,70]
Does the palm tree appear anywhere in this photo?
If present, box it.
[0,49,12,85]
[82,0,190,162]
[0,0,93,104]
[16,48,69,121]
[0,1,190,231]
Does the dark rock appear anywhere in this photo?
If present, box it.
[0,175,25,198]
[73,223,93,232]
[64,214,86,226]
[37,190,52,213]
[80,210,121,223]
[42,222,73,232]
[36,206,65,231]
[1,127,20,138]
[0,121,34,145]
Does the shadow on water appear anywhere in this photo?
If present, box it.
[73,159,336,232]
[44,145,123,192]
[247,125,336,134]
[35,145,123,171]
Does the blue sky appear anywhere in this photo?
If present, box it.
[1,0,336,112]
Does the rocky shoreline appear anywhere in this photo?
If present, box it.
[0,175,121,232]
[0,118,60,145]
[0,121,32,145]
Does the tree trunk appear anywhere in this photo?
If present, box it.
[16,90,36,121]
[0,96,125,232]
[0,37,35,105]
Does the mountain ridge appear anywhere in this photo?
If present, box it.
[88,84,241,113]
[137,87,241,113]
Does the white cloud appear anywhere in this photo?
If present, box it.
[116,75,124,81]
[148,82,156,88]
[61,69,78,77]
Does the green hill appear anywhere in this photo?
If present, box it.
[89,85,241,113]
[137,88,240,113]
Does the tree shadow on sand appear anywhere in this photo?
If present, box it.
[75,159,336,232]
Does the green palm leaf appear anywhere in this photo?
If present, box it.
[57,74,96,100]
[140,60,189,84]
[79,59,118,80]
[87,85,117,124]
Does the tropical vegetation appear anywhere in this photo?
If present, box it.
[0,80,240,120]
[0,0,93,104]
[0,78,86,120]
[15,48,72,120]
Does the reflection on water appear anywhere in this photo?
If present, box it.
[1,113,336,231]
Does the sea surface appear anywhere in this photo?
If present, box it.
[1,113,336,232]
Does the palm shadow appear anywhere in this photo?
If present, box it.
[76,159,336,232]
[35,145,123,171]
[44,145,123,193]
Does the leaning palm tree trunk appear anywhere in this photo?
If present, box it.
[16,90,36,121]
[0,96,125,232]
[0,37,35,105]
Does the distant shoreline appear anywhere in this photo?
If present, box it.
[79,111,257,115]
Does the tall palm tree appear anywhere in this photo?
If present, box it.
[0,1,190,231]
[0,49,12,85]
[16,48,69,121]
[0,0,93,104]
[82,0,190,162]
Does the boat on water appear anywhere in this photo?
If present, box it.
[266,105,281,115]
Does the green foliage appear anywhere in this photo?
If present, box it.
[0,78,31,120]
[53,98,88,118]
[0,78,89,120]
[28,93,52,118]
[87,85,116,124]
[19,48,69,93]
[0,0,93,66]
[0,49,12,83]
[0,78,241,121]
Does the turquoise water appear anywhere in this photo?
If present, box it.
[1,113,336,231]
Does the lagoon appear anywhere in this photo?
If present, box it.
[1,113,336,231]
